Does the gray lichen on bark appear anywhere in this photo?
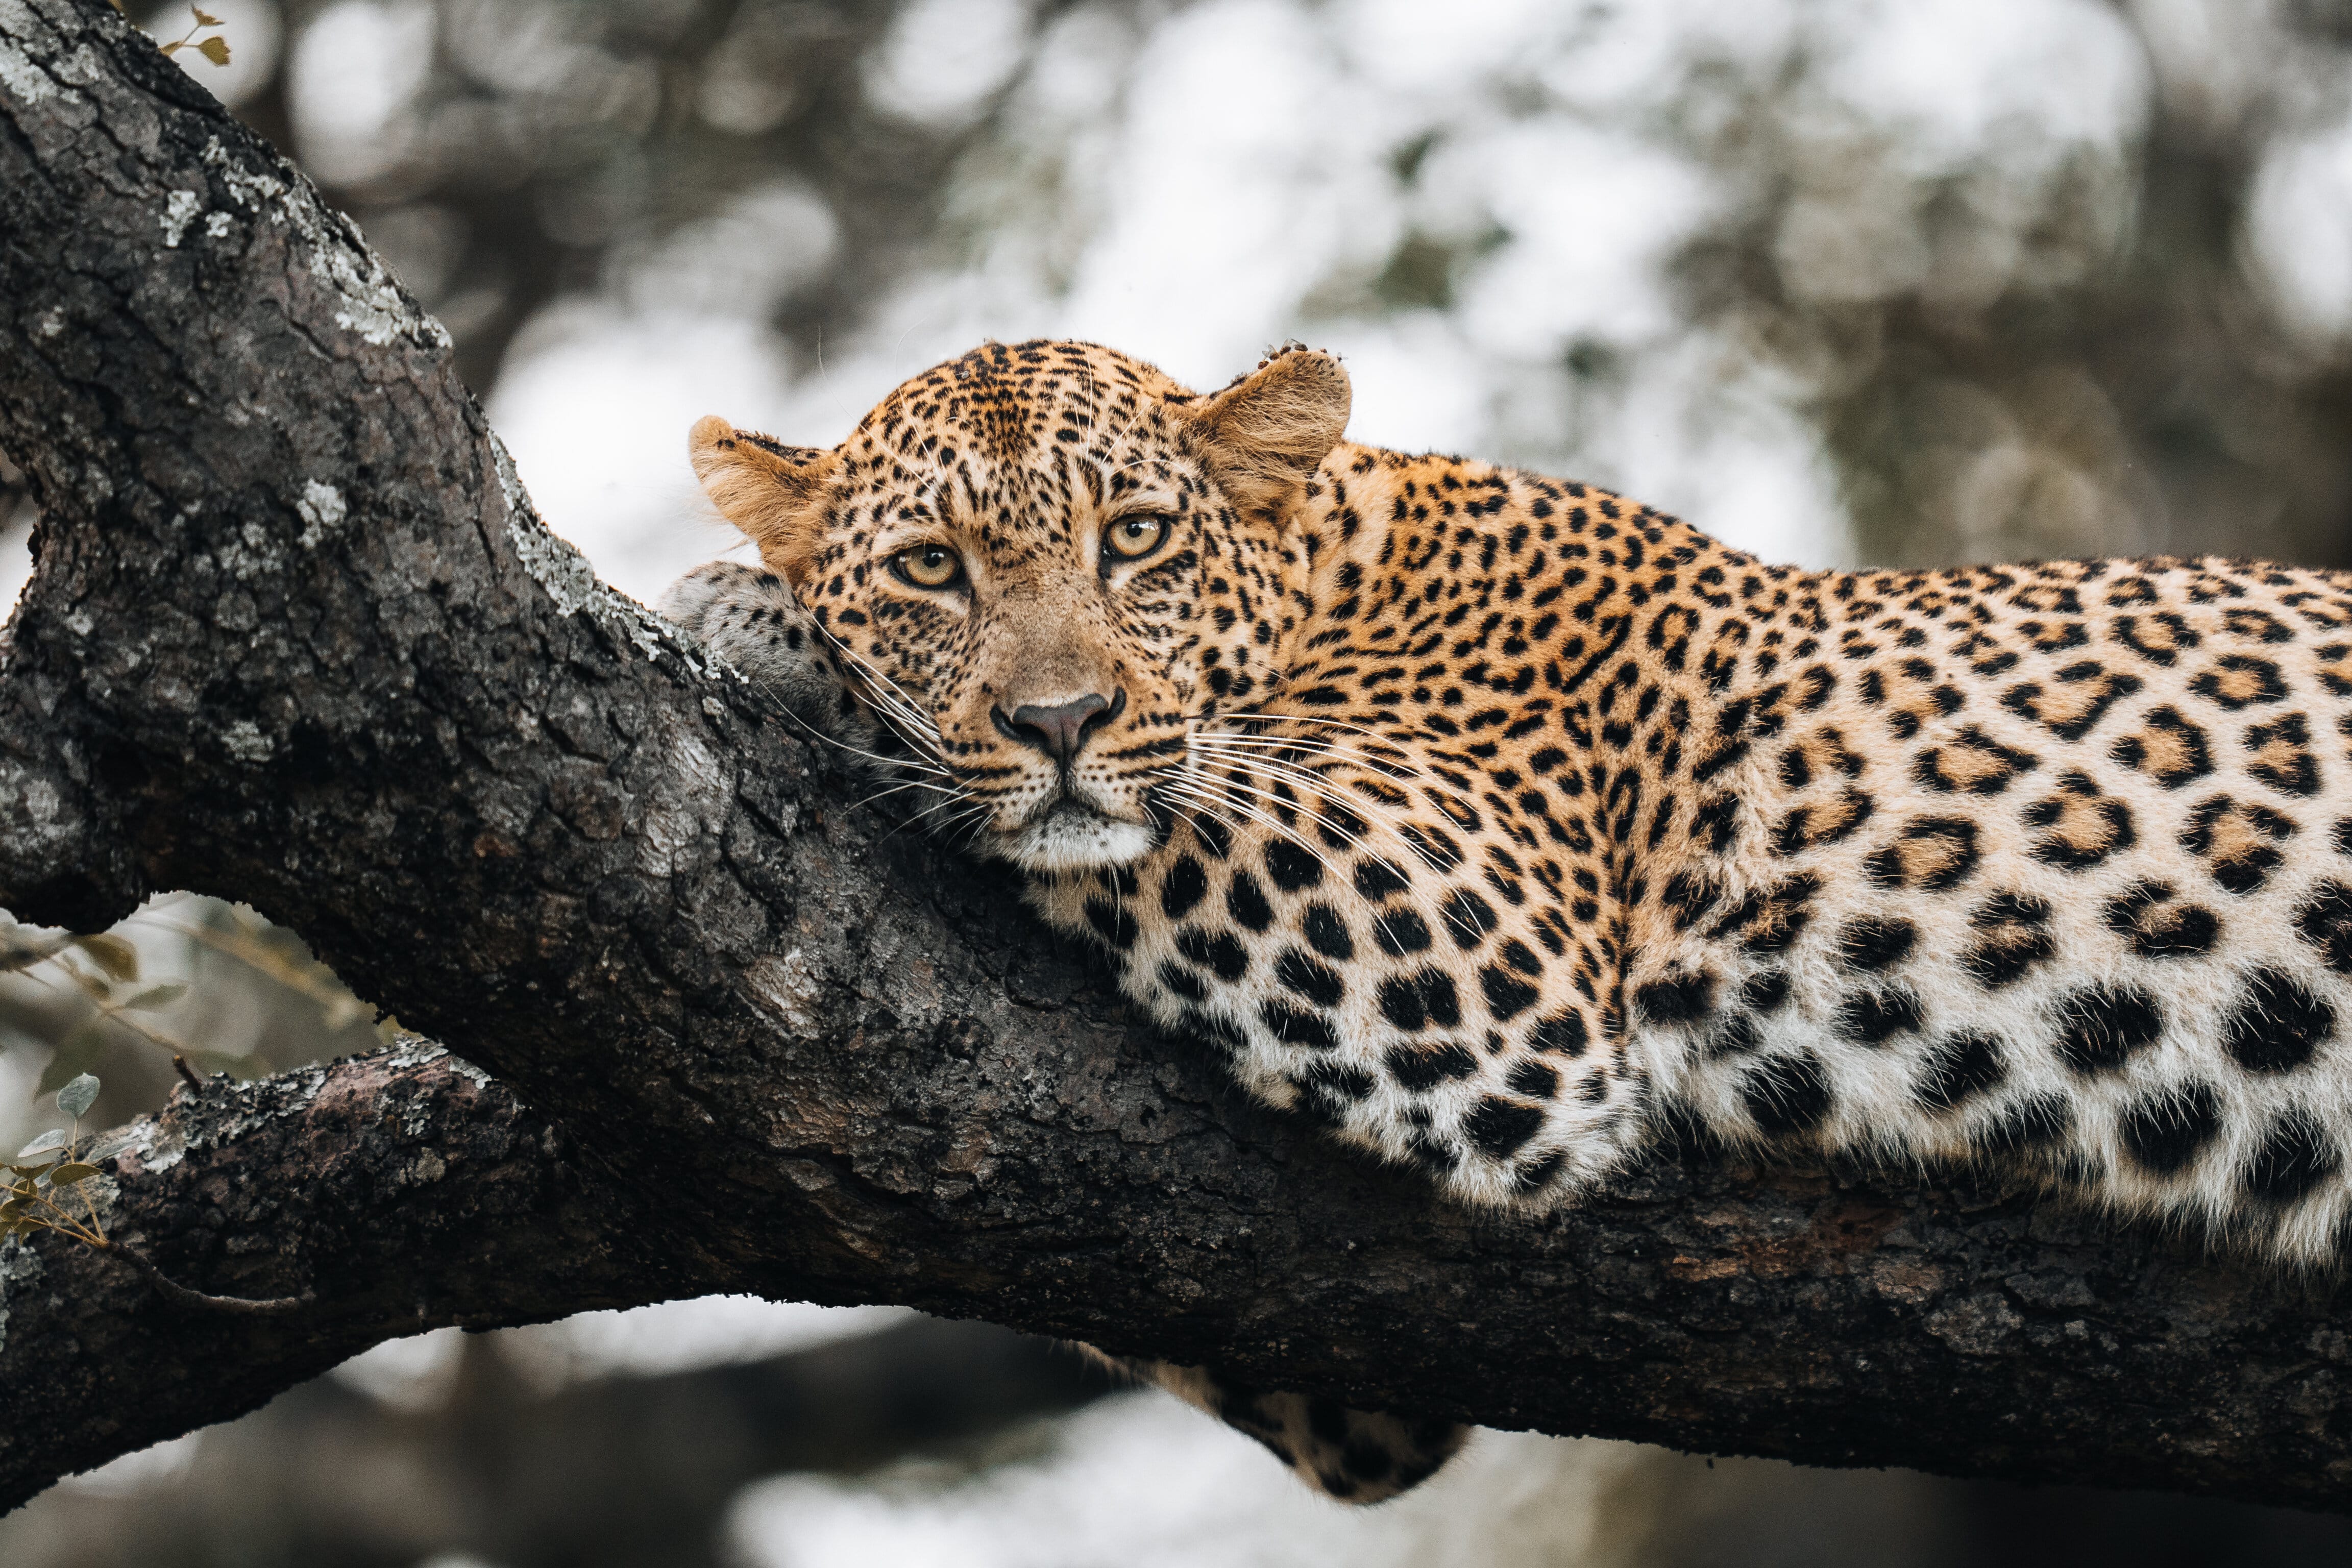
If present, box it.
[5,0,2352,1523]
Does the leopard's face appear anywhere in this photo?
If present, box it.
[800,395,1252,873]
[690,340,1351,873]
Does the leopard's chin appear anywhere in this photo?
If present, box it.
[998,800,1157,874]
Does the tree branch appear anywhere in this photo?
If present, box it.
[6,0,2352,1520]
[0,1047,680,1509]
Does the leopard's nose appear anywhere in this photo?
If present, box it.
[993,689,1125,765]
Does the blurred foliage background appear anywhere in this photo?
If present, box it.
[6,0,2352,1561]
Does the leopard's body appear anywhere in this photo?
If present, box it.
[665,338,2352,1500]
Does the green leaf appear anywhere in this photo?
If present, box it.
[37,1022,109,1098]
[56,1073,100,1119]
[122,983,187,1012]
[159,38,183,53]
[15,1131,65,1160]
[69,934,137,984]
[190,5,221,21]
[46,1163,99,1186]
[195,35,230,65]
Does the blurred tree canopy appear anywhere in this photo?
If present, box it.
[140,0,2350,567]
[221,0,1028,394]
[1673,1,2352,567]
[8,0,2350,594]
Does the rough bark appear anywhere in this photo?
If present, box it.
[0,1049,676,1506]
[6,0,2352,1521]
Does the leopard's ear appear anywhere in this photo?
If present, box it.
[1180,348,1351,521]
[689,415,839,583]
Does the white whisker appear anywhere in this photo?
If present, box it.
[813,623,946,747]
[852,776,967,811]
[1188,753,1375,826]
[1158,777,1338,874]
[763,699,952,780]
[1162,748,1460,930]
[1192,708,1410,743]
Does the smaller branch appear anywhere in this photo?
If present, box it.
[0,1044,690,1513]
[96,1237,312,1315]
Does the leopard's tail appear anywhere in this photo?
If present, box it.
[1080,1346,1468,1503]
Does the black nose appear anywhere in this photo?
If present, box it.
[993,689,1124,765]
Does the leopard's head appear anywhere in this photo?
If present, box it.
[690,338,1352,872]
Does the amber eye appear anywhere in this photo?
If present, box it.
[892,544,964,589]
[1105,513,1171,563]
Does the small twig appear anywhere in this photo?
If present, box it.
[139,912,372,1019]
[97,1239,312,1315]
[172,1055,204,1094]
[54,963,189,1057]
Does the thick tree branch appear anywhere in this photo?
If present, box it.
[0,1047,681,1508]
[6,0,2352,1519]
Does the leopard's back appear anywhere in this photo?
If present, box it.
[1009,446,2352,1263]
[1636,555,2352,1263]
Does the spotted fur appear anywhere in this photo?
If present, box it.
[664,338,2352,1498]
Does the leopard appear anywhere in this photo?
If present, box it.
[658,336,2352,1502]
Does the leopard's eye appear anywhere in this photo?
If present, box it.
[891,544,965,590]
[1105,513,1171,563]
